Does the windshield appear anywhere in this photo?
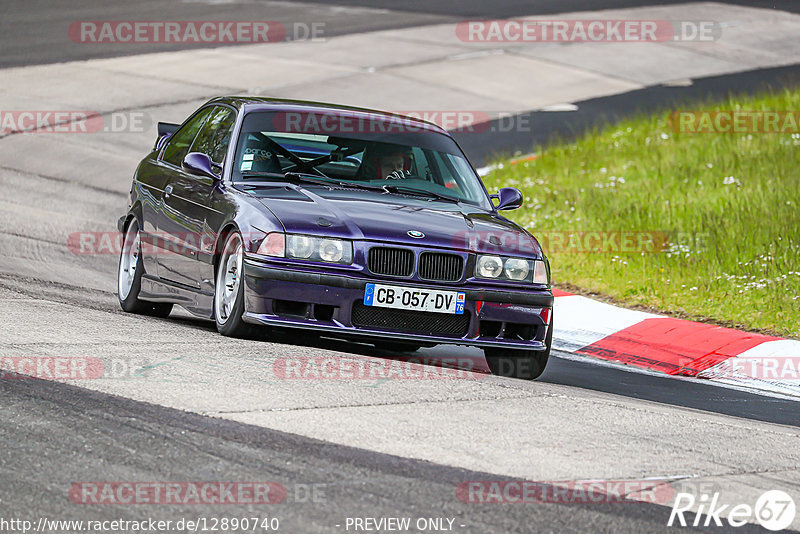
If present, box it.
[232,110,492,209]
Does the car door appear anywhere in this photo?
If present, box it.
[182,105,237,295]
[158,105,236,293]
[153,106,215,288]
[143,107,213,282]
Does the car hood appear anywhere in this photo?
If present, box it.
[246,184,543,257]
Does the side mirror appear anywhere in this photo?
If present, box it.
[494,187,523,210]
[182,152,220,181]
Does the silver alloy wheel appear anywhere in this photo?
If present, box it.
[215,233,243,324]
[118,221,140,300]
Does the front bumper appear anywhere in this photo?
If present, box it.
[242,258,553,350]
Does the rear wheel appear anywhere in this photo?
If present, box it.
[117,218,173,317]
[484,318,553,380]
[214,231,252,337]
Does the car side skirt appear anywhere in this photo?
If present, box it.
[140,274,214,318]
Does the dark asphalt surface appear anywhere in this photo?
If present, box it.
[542,354,800,428]
[0,376,783,534]
[305,0,799,17]
[455,64,800,166]
[0,0,447,68]
[2,0,798,68]
[260,330,800,428]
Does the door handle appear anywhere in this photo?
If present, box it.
[164,185,173,199]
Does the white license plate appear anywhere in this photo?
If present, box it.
[363,283,465,315]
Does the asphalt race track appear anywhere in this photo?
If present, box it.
[1,1,799,533]
[0,375,779,534]
[3,0,798,67]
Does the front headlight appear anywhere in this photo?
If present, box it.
[476,255,503,278]
[504,258,530,280]
[319,239,345,262]
[258,233,353,264]
[287,235,314,258]
[475,255,549,284]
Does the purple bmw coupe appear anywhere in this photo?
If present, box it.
[117,97,553,378]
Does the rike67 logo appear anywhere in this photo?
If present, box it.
[668,490,796,531]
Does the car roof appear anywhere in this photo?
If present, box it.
[207,96,450,135]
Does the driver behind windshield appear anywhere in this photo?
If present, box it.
[357,143,414,180]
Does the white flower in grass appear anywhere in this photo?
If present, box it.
[660,133,669,140]
[723,176,738,185]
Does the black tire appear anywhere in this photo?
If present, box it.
[214,231,253,338]
[484,317,553,380]
[373,341,424,353]
[118,218,173,317]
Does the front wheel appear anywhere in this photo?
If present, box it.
[214,231,252,337]
[117,218,173,317]
[484,318,553,380]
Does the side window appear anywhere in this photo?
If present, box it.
[411,147,429,180]
[162,108,213,167]
[430,150,462,190]
[190,107,236,166]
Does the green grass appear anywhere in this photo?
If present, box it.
[481,89,800,338]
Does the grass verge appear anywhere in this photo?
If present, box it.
[481,89,800,338]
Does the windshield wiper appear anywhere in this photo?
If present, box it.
[283,172,345,187]
[240,171,340,186]
[284,172,389,192]
[381,184,460,203]
[242,171,385,192]
[241,172,457,201]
